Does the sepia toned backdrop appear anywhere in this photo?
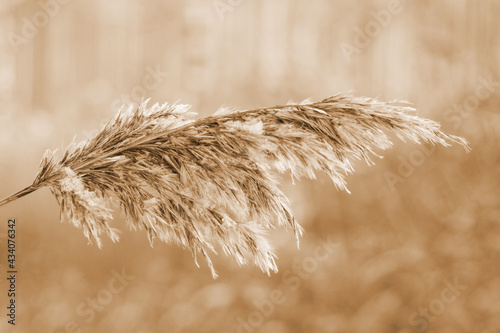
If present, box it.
[0,0,499,332]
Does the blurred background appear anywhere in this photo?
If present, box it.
[0,0,499,332]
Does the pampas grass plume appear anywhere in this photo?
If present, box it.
[0,93,468,278]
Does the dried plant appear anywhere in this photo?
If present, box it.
[0,93,468,277]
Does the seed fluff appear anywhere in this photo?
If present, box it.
[0,94,468,278]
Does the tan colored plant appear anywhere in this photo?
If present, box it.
[0,94,468,277]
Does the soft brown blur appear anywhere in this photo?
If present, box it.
[0,1,499,332]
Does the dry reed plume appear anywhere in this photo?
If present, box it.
[0,94,468,277]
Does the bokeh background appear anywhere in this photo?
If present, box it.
[0,0,499,332]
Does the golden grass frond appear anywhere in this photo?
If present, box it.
[0,93,468,278]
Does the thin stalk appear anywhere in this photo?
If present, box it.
[0,185,39,208]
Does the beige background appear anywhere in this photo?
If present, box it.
[0,0,499,332]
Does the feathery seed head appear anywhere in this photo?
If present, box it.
[17,93,469,278]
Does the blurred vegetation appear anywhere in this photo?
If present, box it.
[0,0,499,332]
